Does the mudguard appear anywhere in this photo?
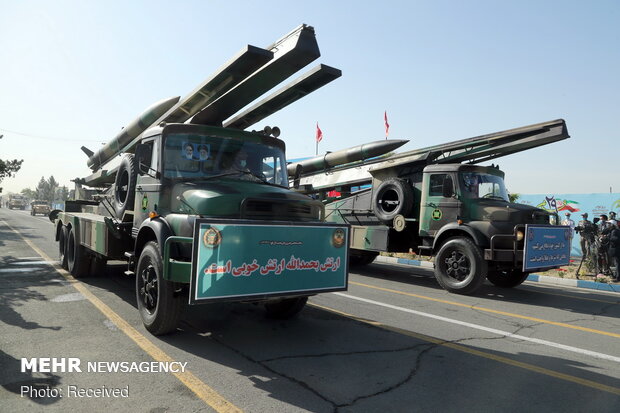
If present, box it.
[135,217,175,259]
[432,223,488,253]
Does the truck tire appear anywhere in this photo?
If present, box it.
[59,225,69,269]
[136,241,183,335]
[264,297,308,319]
[67,227,90,278]
[349,250,379,266]
[114,154,137,219]
[434,237,487,295]
[372,178,413,224]
[487,269,529,288]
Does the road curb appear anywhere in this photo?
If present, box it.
[374,255,620,293]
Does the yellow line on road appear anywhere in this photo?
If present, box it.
[2,219,242,413]
[309,303,620,396]
[350,281,620,339]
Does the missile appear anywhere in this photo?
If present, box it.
[224,64,342,130]
[287,139,409,177]
[87,96,180,171]
[191,24,321,126]
[159,45,274,125]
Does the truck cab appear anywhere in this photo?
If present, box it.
[130,123,324,250]
[418,164,555,260]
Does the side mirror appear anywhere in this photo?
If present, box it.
[134,144,152,176]
[442,176,454,198]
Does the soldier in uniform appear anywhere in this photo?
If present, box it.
[562,212,575,241]
[575,213,595,258]
[597,214,612,274]
[607,224,620,282]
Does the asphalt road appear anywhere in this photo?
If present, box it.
[1,207,619,412]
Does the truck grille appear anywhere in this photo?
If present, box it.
[242,198,321,221]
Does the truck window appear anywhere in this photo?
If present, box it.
[460,172,509,201]
[163,133,288,186]
[429,174,450,197]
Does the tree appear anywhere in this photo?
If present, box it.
[36,177,49,200]
[47,176,59,203]
[508,192,520,203]
[0,135,23,193]
[20,188,36,201]
[56,185,69,202]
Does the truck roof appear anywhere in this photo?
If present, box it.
[423,163,505,177]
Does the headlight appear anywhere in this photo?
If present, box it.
[549,215,558,225]
[516,230,525,241]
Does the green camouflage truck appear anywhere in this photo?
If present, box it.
[51,25,349,335]
[290,119,571,295]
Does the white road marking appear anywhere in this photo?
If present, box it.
[12,260,56,265]
[51,292,87,302]
[334,292,620,363]
[0,268,39,273]
[13,257,44,260]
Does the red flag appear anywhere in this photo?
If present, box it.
[316,122,323,143]
[384,111,390,139]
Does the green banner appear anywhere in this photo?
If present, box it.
[190,220,349,303]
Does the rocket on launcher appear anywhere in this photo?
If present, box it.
[287,139,408,177]
[86,96,180,171]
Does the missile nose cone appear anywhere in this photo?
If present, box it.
[87,96,180,171]
[287,138,409,176]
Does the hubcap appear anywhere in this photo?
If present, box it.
[444,250,471,281]
[138,263,158,313]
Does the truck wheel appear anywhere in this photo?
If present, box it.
[372,178,413,224]
[136,241,183,335]
[264,297,308,319]
[67,227,90,278]
[349,250,379,266]
[114,154,137,219]
[435,237,487,295]
[59,226,69,269]
[487,269,529,288]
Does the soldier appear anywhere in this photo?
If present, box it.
[597,214,612,274]
[575,213,595,258]
[609,211,618,228]
[562,212,575,236]
[607,224,620,282]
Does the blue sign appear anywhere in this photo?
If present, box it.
[523,225,571,272]
[517,192,620,257]
[189,219,349,304]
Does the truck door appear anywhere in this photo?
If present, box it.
[419,173,461,236]
[134,138,162,227]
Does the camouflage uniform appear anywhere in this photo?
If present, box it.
[575,213,595,259]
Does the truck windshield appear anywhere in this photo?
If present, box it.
[163,133,288,187]
[459,172,509,201]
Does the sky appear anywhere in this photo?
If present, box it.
[1,0,619,196]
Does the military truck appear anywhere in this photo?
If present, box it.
[289,119,570,294]
[31,200,51,216]
[51,25,349,335]
[8,194,27,210]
